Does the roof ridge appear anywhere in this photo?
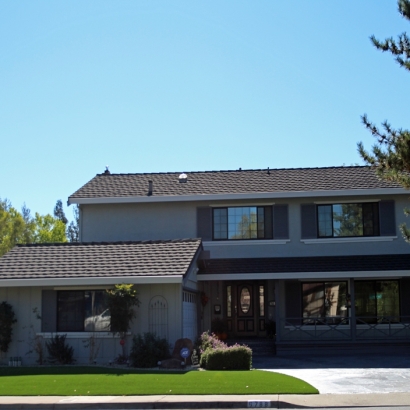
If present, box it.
[94,165,371,177]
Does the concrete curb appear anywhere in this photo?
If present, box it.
[1,393,410,409]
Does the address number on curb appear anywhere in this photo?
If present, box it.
[247,400,271,408]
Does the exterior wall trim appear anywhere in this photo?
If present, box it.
[68,188,407,205]
[0,275,184,288]
[203,239,290,247]
[198,270,410,281]
[301,236,398,244]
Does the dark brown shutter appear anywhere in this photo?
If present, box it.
[285,281,302,325]
[379,200,396,236]
[197,207,212,241]
[273,204,289,239]
[301,204,317,239]
[41,290,57,332]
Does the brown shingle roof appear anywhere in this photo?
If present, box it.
[69,166,402,200]
[0,240,202,280]
[198,254,410,275]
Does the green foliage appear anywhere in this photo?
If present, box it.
[203,346,252,370]
[0,198,67,256]
[198,331,227,354]
[0,301,17,353]
[45,334,75,365]
[358,0,410,241]
[197,331,252,370]
[33,213,67,243]
[106,284,140,334]
[66,205,79,242]
[129,332,170,368]
[53,200,68,225]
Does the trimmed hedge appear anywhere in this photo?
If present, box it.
[201,345,252,370]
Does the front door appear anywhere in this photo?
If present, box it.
[226,282,266,337]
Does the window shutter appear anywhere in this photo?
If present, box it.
[41,290,57,332]
[285,281,301,325]
[400,279,410,317]
[264,206,273,239]
[197,207,212,241]
[273,205,289,239]
[379,200,396,236]
[301,204,317,239]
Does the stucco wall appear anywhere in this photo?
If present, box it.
[80,194,410,259]
[0,283,185,366]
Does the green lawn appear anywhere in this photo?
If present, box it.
[0,367,318,396]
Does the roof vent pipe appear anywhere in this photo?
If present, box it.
[148,180,153,196]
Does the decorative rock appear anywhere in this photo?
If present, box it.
[172,338,194,365]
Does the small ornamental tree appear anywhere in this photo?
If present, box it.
[106,284,140,357]
[0,301,17,353]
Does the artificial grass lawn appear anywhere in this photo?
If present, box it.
[0,367,318,396]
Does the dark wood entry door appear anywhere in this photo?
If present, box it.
[226,282,266,337]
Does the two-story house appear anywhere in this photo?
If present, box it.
[1,166,410,363]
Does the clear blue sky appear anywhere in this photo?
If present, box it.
[1,1,409,219]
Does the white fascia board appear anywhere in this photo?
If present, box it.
[198,270,410,281]
[0,275,183,288]
[68,188,408,206]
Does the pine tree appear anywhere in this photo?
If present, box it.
[53,200,68,225]
[357,0,410,240]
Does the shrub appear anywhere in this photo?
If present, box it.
[198,331,227,353]
[46,334,75,364]
[205,345,252,370]
[0,301,17,353]
[129,332,170,368]
[198,331,252,370]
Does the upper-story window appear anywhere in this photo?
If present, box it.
[317,203,380,238]
[213,206,273,240]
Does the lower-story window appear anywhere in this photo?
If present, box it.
[57,290,110,332]
[302,281,348,324]
[355,280,400,323]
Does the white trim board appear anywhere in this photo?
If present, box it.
[68,188,407,205]
[301,236,397,244]
[0,275,184,288]
[197,270,410,281]
[203,239,290,247]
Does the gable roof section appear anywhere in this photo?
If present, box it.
[0,239,202,286]
[68,166,405,205]
[198,254,410,280]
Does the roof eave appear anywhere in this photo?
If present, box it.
[68,188,408,206]
[0,275,184,288]
[197,270,410,281]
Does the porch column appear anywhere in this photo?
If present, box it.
[349,278,356,342]
[275,279,283,343]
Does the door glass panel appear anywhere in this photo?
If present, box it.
[240,287,251,313]
[259,285,265,317]
[227,286,232,317]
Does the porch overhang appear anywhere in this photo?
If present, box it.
[198,270,410,281]
[197,254,410,281]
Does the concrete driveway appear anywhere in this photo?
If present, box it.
[252,349,410,394]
